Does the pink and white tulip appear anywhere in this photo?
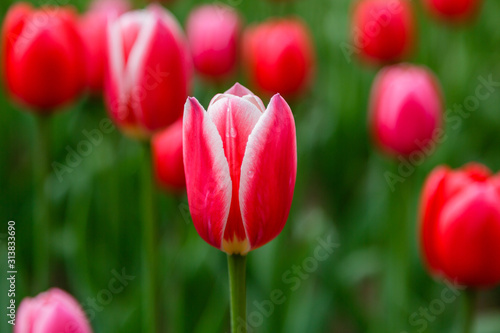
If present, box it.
[183,83,297,255]
[186,4,241,80]
[105,4,191,138]
[15,288,92,333]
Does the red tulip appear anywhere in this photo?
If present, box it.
[420,163,500,287]
[351,0,415,65]
[152,118,185,191]
[105,5,191,138]
[1,3,86,112]
[79,0,131,93]
[15,288,92,333]
[422,0,482,22]
[186,4,241,81]
[369,64,443,157]
[243,18,315,98]
[183,83,297,255]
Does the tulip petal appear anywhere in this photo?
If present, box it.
[419,165,449,275]
[183,97,232,250]
[438,184,500,286]
[208,95,262,254]
[210,83,266,112]
[239,94,297,251]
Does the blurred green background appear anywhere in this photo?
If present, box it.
[1,0,500,332]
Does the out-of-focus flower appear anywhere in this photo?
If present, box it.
[152,118,185,191]
[351,0,415,65]
[183,83,297,255]
[242,18,315,98]
[369,64,443,157]
[15,288,92,333]
[105,4,191,139]
[186,4,241,81]
[79,0,131,93]
[420,163,500,287]
[1,3,86,112]
[422,0,482,22]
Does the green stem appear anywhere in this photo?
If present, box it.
[140,142,158,333]
[33,115,51,292]
[462,289,476,333]
[228,254,247,333]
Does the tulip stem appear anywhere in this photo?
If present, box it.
[140,142,158,333]
[33,115,51,292]
[228,254,247,333]
[462,289,476,333]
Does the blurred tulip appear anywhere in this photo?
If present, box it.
[15,288,92,333]
[105,4,191,138]
[420,163,500,287]
[152,118,185,191]
[351,0,415,64]
[183,83,297,255]
[186,4,241,81]
[422,0,482,22]
[243,18,315,98]
[1,3,86,112]
[369,64,443,157]
[79,0,131,93]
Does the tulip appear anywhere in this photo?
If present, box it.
[422,0,482,22]
[351,0,415,65]
[105,4,191,138]
[79,0,131,93]
[186,4,241,81]
[152,118,185,191]
[369,64,443,157]
[2,3,86,112]
[15,288,92,333]
[242,18,315,98]
[420,163,500,287]
[183,83,297,255]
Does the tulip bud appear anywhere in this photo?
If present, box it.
[183,83,297,255]
[186,4,241,81]
[1,3,86,112]
[104,5,191,139]
[422,0,482,22]
[369,64,443,157]
[152,118,185,191]
[351,0,415,65]
[242,18,315,98]
[15,288,92,333]
[420,163,500,287]
[79,0,131,93]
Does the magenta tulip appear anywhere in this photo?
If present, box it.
[183,83,297,255]
[105,4,191,138]
[186,4,241,80]
[369,64,443,157]
[79,0,131,93]
[15,288,92,333]
[2,3,86,112]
